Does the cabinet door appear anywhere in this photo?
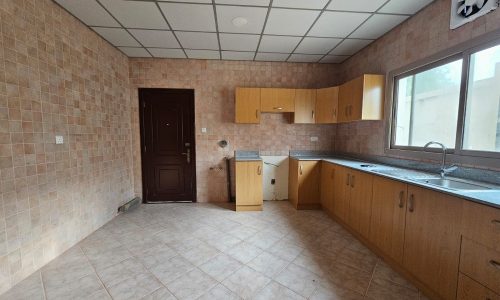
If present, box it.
[369,176,407,263]
[320,162,335,214]
[261,88,295,112]
[288,159,299,208]
[293,89,316,124]
[235,88,261,123]
[332,165,351,222]
[315,87,339,124]
[347,76,364,121]
[360,74,385,121]
[338,82,350,123]
[347,170,373,238]
[403,185,462,300]
[297,160,320,208]
[235,161,263,206]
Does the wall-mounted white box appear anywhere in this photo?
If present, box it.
[55,136,64,144]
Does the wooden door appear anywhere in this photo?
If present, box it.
[347,170,373,238]
[235,88,260,123]
[320,162,335,214]
[235,161,263,206]
[332,165,351,222]
[403,185,463,300]
[261,88,295,112]
[288,159,299,208]
[294,89,316,124]
[297,160,320,208]
[140,88,196,203]
[316,87,339,124]
[369,176,407,263]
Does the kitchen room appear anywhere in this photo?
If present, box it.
[0,0,499,299]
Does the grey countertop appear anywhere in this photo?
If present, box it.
[234,150,261,161]
[290,155,500,209]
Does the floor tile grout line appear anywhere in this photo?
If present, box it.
[39,272,47,300]
[364,259,377,297]
[78,245,115,300]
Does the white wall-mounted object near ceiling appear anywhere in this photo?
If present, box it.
[450,0,499,29]
[54,0,436,63]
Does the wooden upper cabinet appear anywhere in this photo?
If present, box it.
[338,74,385,123]
[235,88,261,123]
[369,176,407,263]
[235,161,263,210]
[403,185,463,300]
[261,88,295,112]
[316,87,339,124]
[293,89,316,124]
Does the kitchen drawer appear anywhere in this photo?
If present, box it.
[461,201,500,251]
[460,237,500,294]
[457,273,500,300]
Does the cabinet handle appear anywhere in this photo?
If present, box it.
[398,191,404,208]
[333,108,336,117]
[489,260,500,270]
[345,107,348,117]
[312,110,315,121]
[257,165,261,175]
[349,105,352,116]
[256,109,259,119]
[299,165,303,175]
[346,174,350,186]
[350,175,355,188]
[273,107,283,110]
[408,194,415,212]
[492,219,500,226]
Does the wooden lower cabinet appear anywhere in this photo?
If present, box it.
[369,176,407,263]
[403,185,463,300]
[288,159,320,209]
[331,164,351,222]
[320,162,335,214]
[235,161,263,211]
[457,274,500,300]
[347,170,373,238]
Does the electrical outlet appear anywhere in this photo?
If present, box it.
[201,127,207,133]
[271,179,276,185]
[310,136,318,142]
[55,135,64,145]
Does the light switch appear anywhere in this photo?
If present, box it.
[201,128,207,133]
[310,136,318,142]
[55,136,64,144]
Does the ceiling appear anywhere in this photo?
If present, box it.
[54,0,433,63]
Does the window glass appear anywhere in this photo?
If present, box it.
[463,44,500,152]
[393,59,463,148]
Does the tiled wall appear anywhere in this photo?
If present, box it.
[0,0,134,293]
[335,0,500,165]
[129,59,339,202]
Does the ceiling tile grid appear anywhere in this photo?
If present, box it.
[54,0,435,63]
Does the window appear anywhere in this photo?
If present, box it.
[391,40,500,156]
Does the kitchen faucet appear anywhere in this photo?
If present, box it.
[423,141,458,178]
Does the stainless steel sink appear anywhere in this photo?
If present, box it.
[414,178,491,190]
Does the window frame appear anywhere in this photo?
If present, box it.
[385,31,500,166]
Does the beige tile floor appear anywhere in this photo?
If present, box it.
[0,201,429,300]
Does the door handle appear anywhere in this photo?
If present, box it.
[346,174,350,186]
[398,191,404,208]
[350,175,355,188]
[181,148,191,164]
[408,194,415,212]
[257,165,262,175]
[299,165,303,175]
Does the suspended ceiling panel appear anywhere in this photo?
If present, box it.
[54,0,434,63]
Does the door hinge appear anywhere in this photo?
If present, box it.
[142,101,146,108]
[144,145,146,152]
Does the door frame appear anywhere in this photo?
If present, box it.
[138,88,197,203]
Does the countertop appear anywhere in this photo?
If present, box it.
[234,150,261,161]
[290,155,500,209]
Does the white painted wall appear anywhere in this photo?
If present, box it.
[261,156,289,200]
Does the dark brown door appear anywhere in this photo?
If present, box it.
[139,88,196,203]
